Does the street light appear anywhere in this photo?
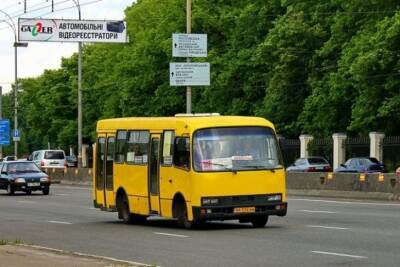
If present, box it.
[0,10,28,158]
[71,0,83,168]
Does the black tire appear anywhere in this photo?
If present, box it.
[7,183,15,196]
[119,194,134,224]
[42,188,50,195]
[176,201,195,229]
[250,216,268,228]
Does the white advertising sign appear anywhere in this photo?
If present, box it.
[170,63,210,86]
[172,34,207,58]
[18,18,128,43]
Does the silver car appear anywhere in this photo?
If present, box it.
[286,157,332,172]
[31,150,67,169]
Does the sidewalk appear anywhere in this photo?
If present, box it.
[0,244,148,267]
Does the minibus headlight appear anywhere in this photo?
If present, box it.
[14,178,26,183]
[202,198,219,205]
[268,194,281,201]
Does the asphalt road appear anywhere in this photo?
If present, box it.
[1,185,400,267]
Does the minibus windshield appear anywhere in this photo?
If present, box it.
[193,127,283,172]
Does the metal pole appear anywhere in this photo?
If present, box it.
[72,0,83,168]
[14,45,18,157]
[186,0,192,114]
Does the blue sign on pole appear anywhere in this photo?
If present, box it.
[0,119,10,146]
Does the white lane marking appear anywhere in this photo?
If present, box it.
[19,244,152,266]
[307,225,349,230]
[154,232,189,238]
[290,198,400,206]
[17,201,36,204]
[47,220,73,225]
[52,185,91,190]
[299,209,337,214]
[311,250,367,259]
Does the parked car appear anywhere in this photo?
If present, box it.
[286,156,332,172]
[66,155,78,167]
[31,150,67,169]
[0,160,50,195]
[334,157,386,173]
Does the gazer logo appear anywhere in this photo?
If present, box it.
[20,20,55,40]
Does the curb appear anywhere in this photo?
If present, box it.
[16,244,153,267]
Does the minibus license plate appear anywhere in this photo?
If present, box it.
[234,207,255,213]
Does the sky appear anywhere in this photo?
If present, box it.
[0,0,135,93]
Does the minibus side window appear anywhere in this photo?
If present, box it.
[126,131,149,165]
[173,137,190,170]
[115,130,127,163]
[161,131,174,166]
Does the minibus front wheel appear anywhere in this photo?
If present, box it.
[250,216,269,228]
[173,196,195,229]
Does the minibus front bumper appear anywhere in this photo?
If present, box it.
[192,201,287,221]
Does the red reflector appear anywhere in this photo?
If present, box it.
[308,167,316,171]
[200,209,206,214]
[40,160,44,166]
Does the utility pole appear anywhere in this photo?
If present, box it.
[186,0,192,114]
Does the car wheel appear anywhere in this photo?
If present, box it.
[42,188,50,195]
[250,216,268,228]
[7,183,15,196]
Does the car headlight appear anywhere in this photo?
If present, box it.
[268,194,282,201]
[202,197,219,205]
[40,177,49,182]
[14,178,26,183]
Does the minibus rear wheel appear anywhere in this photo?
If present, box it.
[119,194,134,224]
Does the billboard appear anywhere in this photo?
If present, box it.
[0,120,10,146]
[18,18,128,43]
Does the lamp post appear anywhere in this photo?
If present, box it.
[71,0,83,168]
[0,10,28,158]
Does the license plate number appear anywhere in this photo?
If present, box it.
[234,207,255,213]
[28,182,40,187]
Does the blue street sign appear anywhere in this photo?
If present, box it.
[13,129,20,138]
[0,120,10,146]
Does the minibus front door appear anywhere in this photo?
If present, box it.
[148,134,161,214]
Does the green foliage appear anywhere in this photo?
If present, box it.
[5,0,400,155]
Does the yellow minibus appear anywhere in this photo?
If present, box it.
[93,114,287,228]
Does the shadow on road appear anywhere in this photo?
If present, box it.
[100,217,284,231]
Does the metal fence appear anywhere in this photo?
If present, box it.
[383,136,400,172]
[346,137,370,159]
[308,138,333,165]
[282,139,300,167]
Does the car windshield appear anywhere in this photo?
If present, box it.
[44,151,64,159]
[7,162,41,173]
[193,127,282,172]
[308,158,328,164]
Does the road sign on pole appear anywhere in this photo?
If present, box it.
[0,120,10,146]
[170,63,210,86]
[13,129,20,142]
[172,33,207,58]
